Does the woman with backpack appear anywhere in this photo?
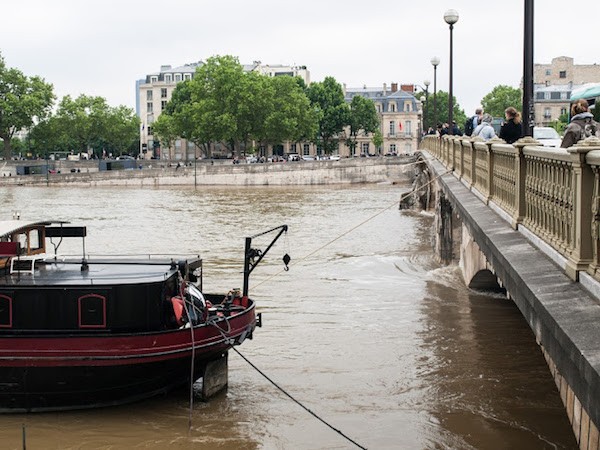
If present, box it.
[499,107,523,144]
[561,99,600,148]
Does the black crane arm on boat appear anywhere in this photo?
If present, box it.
[242,225,288,297]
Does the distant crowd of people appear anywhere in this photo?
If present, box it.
[426,100,599,148]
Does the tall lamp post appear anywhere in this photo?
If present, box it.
[431,57,440,131]
[523,0,534,136]
[423,80,430,132]
[420,96,426,142]
[444,9,459,135]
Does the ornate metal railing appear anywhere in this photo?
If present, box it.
[420,134,600,282]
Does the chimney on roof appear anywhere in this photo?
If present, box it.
[391,83,398,93]
[383,83,387,95]
[400,84,414,93]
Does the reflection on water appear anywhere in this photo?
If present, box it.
[0,184,576,449]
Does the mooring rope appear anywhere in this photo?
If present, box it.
[207,318,367,449]
[251,168,451,290]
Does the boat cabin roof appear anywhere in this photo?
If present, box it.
[2,257,180,287]
[0,220,60,240]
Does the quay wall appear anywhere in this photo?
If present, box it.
[0,158,415,187]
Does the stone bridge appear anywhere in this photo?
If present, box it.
[419,134,600,450]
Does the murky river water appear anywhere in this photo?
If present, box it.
[0,183,576,449]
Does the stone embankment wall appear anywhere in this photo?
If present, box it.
[0,157,415,187]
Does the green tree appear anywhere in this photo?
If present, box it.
[415,90,466,132]
[29,95,140,158]
[372,129,383,152]
[346,95,379,156]
[260,75,318,148]
[307,76,349,154]
[0,55,55,158]
[154,55,318,158]
[480,85,522,118]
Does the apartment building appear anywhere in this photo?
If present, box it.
[533,56,600,126]
[137,61,311,160]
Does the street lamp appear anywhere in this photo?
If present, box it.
[444,9,459,135]
[423,80,430,132]
[420,95,426,142]
[523,0,534,136]
[431,57,440,132]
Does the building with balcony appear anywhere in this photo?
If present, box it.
[342,83,421,156]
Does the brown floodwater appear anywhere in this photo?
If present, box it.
[0,183,577,449]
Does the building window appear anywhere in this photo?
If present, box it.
[184,73,192,80]
[390,104,396,112]
[165,74,172,83]
[561,107,567,116]
[290,143,297,152]
[150,76,158,83]
[147,126,152,136]
[303,144,310,155]
[535,92,545,100]
[405,121,412,134]
[147,102,153,113]
[361,143,369,154]
[405,102,411,112]
[545,69,551,76]
[550,92,561,100]
[559,71,567,78]
[146,90,153,101]
[390,144,396,153]
[389,121,395,136]
[544,107,551,119]
[161,88,167,98]
[174,74,182,82]
[161,100,167,110]
[376,103,381,113]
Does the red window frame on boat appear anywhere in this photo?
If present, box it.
[78,294,107,329]
[0,294,13,328]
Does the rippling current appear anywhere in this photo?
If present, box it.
[0,183,576,449]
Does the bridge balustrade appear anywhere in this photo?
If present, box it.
[421,135,600,282]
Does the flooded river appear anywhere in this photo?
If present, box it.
[0,183,576,449]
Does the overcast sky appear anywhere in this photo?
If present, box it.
[2,0,597,116]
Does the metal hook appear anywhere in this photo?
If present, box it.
[283,253,291,271]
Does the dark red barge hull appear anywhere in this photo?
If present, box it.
[0,308,256,412]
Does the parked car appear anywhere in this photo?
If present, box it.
[534,127,562,147]
[302,155,315,161]
[329,155,341,161]
[287,153,300,162]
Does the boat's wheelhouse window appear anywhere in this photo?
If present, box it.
[13,228,44,255]
[78,294,107,328]
[0,294,12,328]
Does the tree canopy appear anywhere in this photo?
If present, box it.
[153,55,318,157]
[28,95,139,158]
[306,77,349,154]
[416,90,467,132]
[346,95,379,155]
[480,85,522,118]
[0,54,55,158]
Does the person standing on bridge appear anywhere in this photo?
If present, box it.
[499,107,523,144]
[473,114,496,141]
[561,99,600,148]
